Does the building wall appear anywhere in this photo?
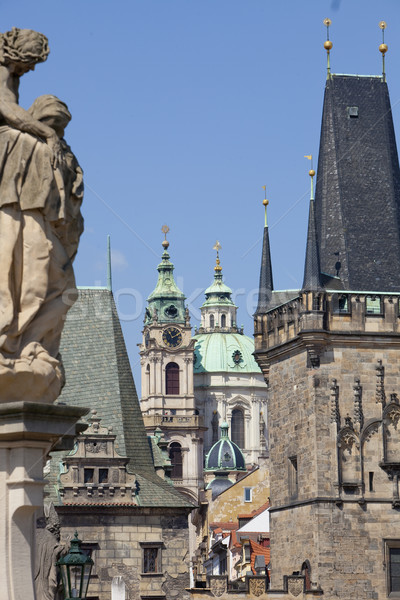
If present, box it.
[58,509,190,600]
[256,291,400,599]
[208,465,270,524]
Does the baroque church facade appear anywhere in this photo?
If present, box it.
[253,35,400,599]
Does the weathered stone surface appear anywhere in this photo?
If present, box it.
[0,28,83,403]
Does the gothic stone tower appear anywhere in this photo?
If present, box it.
[140,234,204,503]
[254,69,400,597]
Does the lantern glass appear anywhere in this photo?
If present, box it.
[81,563,93,598]
[70,564,84,597]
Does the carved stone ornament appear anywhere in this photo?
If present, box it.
[0,28,83,403]
[85,441,107,454]
[287,576,304,597]
[209,576,227,597]
[249,578,265,597]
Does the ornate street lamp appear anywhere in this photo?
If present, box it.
[57,531,94,599]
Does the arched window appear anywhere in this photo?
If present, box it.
[231,408,245,449]
[169,442,183,479]
[166,362,179,395]
[301,561,311,591]
[221,314,226,328]
[209,314,215,328]
[146,364,150,394]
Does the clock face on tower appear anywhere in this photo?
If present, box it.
[162,327,183,348]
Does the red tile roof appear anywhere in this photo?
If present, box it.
[250,539,271,575]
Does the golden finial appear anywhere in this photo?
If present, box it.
[379,21,388,81]
[161,224,170,249]
[305,155,315,199]
[323,18,333,79]
[262,185,269,227]
[213,240,222,272]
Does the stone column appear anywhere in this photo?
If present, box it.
[0,401,87,600]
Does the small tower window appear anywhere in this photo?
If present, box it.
[169,442,183,479]
[221,314,226,328]
[347,106,359,118]
[210,314,215,328]
[166,362,179,395]
[366,296,382,315]
[231,408,245,449]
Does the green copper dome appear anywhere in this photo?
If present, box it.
[145,240,186,325]
[204,422,246,472]
[193,332,261,374]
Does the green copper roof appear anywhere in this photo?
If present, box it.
[202,270,236,309]
[145,242,186,325]
[193,331,261,373]
[204,422,246,472]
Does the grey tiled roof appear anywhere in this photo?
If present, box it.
[313,75,400,292]
[47,288,193,509]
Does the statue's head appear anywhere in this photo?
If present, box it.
[0,27,49,68]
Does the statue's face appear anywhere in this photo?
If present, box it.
[10,61,35,76]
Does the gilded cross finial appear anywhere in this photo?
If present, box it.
[213,241,222,272]
[161,224,170,250]
[262,185,269,227]
[323,18,333,79]
[305,155,315,200]
[379,21,388,82]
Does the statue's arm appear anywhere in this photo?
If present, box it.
[0,92,57,142]
[0,67,61,163]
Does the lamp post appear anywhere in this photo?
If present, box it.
[58,531,94,599]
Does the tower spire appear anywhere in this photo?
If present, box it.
[323,18,333,79]
[302,162,321,291]
[255,188,273,314]
[107,235,112,291]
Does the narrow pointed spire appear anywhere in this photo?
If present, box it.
[255,191,273,314]
[107,235,112,291]
[302,168,322,290]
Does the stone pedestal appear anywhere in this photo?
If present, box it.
[0,401,88,600]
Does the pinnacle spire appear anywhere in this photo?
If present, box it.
[255,191,273,314]
[302,169,322,291]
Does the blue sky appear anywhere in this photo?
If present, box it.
[3,0,400,385]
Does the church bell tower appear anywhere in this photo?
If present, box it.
[139,227,204,502]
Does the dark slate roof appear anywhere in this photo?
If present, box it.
[47,288,193,509]
[255,226,273,314]
[313,75,400,292]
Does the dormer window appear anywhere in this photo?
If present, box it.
[84,468,94,484]
[99,468,109,484]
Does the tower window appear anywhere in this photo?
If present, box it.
[210,314,215,328]
[166,362,179,395]
[221,314,226,328]
[385,541,400,594]
[347,106,359,118]
[288,456,298,498]
[169,442,183,479]
[231,408,245,449]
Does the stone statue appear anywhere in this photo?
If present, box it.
[35,502,66,600]
[0,28,83,402]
